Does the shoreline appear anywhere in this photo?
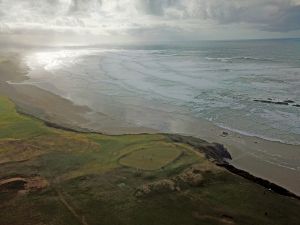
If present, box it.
[1,93,300,225]
[8,96,300,200]
[1,52,300,195]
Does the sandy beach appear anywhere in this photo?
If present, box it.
[0,52,300,195]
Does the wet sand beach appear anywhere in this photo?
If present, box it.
[0,52,299,195]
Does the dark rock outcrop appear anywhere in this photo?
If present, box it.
[165,134,300,200]
[219,164,300,200]
[283,100,295,104]
[254,99,289,105]
[166,134,232,164]
[253,99,299,107]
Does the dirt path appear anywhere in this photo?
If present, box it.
[55,189,89,225]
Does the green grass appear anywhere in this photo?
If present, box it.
[119,142,183,170]
[0,96,51,139]
[0,96,300,225]
[0,96,196,180]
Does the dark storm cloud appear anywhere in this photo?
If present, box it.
[134,0,300,32]
[265,5,300,31]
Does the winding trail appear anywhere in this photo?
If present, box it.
[55,189,89,225]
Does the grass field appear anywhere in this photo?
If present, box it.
[119,142,183,170]
[0,96,300,225]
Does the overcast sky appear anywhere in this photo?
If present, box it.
[1,0,300,44]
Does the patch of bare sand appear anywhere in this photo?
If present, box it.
[0,176,48,194]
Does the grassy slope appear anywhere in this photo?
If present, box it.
[0,96,299,225]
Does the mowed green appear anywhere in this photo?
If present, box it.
[119,143,183,170]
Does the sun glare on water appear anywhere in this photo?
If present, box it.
[24,50,90,72]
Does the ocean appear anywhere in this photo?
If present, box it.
[23,39,300,144]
